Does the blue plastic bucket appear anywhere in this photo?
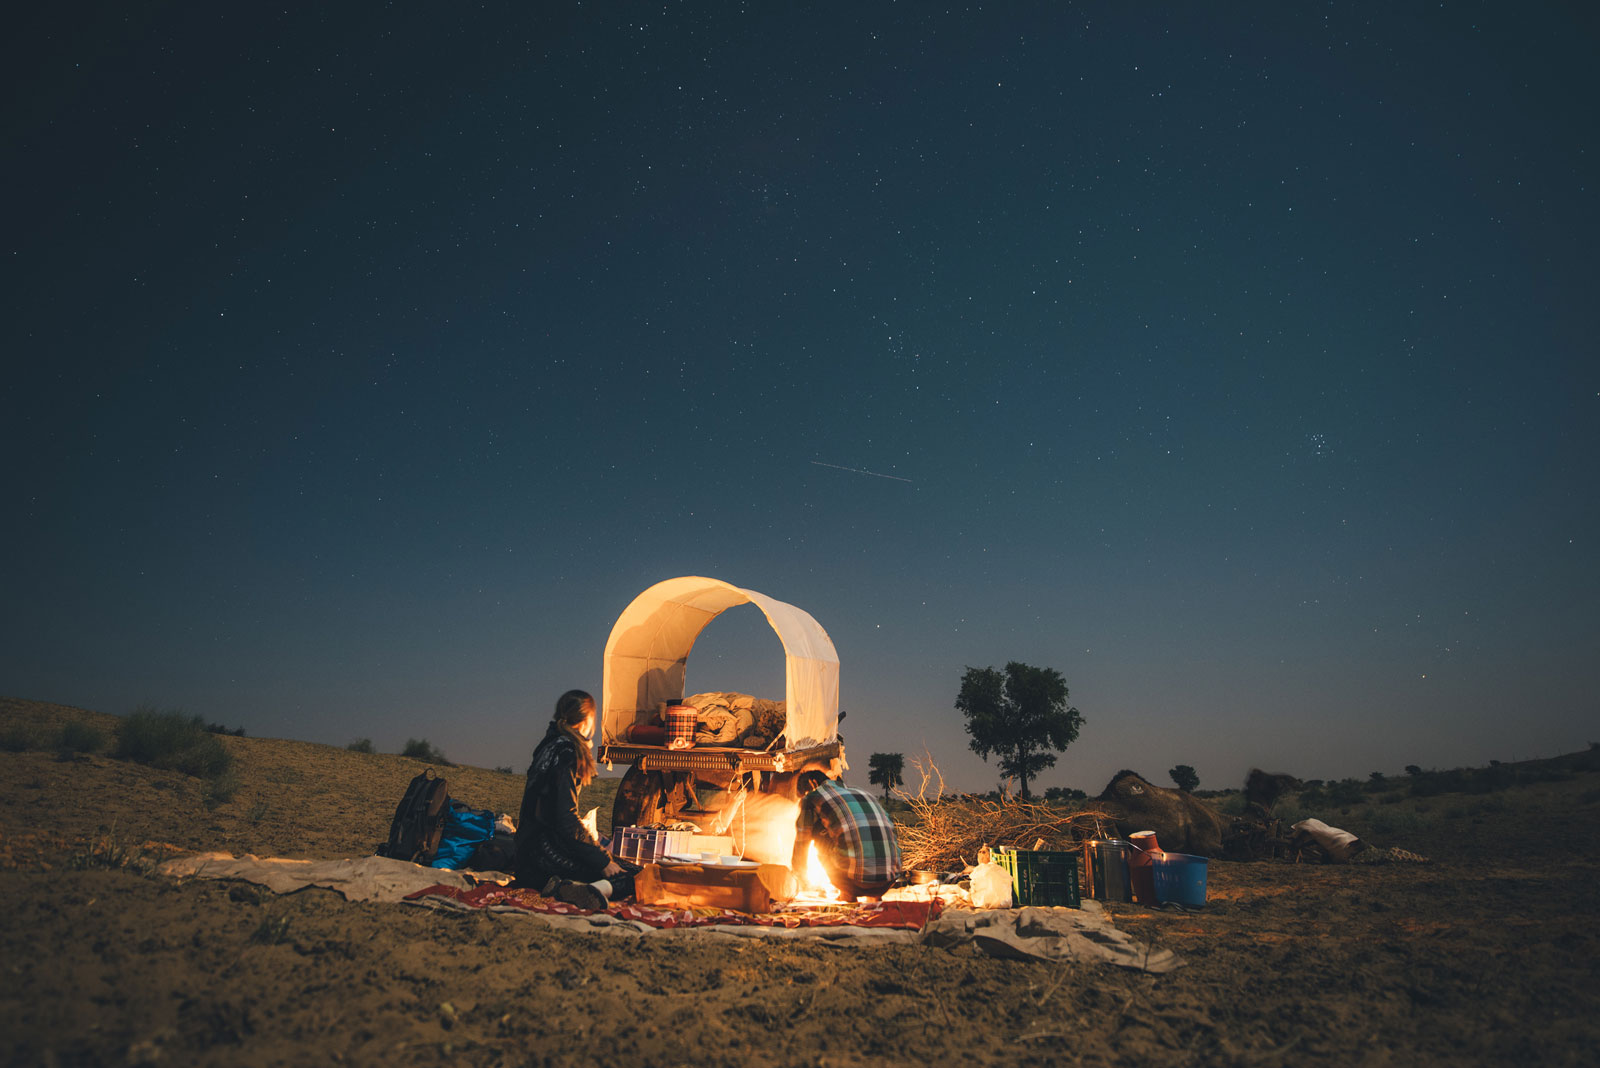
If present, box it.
[1151,852,1208,907]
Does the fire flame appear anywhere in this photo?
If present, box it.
[798,841,841,902]
[703,787,841,904]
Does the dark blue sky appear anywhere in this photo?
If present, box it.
[6,3,1596,793]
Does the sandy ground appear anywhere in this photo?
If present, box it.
[2,697,1598,1066]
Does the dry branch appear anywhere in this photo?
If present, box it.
[892,756,1119,871]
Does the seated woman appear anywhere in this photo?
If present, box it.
[514,689,637,910]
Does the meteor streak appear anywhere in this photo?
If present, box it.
[810,461,913,483]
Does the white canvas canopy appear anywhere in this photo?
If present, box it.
[601,576,839,751]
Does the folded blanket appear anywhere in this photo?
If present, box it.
[693,704,756,745]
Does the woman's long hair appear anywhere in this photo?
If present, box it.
[544,688,597,786]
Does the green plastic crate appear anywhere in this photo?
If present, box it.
[993,847,1081,908]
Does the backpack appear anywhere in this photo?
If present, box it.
[377,769,450,863]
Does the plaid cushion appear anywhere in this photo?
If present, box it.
[797,781,901,887]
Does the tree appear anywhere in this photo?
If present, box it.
[956,662,1083,801]
[1169,765,1200,793]
[401,737,452,766]
[867,752,905,800]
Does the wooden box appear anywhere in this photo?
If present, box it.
[634,862,791,913]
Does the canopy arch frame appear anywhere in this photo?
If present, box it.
[599,576,841,774]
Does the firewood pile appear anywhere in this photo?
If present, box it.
[893,759,1119,872]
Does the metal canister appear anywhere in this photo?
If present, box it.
[1084,839,1133,902]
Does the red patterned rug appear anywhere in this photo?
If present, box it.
[404,883,941,930]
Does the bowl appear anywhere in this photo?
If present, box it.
[719,855,741,865]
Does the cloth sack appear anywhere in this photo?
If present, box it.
[969,859,1013,909]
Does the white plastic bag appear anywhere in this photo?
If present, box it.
[969,859,1013,909]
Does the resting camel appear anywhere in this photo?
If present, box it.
[1097,770,1230,857]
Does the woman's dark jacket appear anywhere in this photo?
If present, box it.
[514,730,610,885]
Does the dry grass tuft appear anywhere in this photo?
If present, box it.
[893,757,1120,871]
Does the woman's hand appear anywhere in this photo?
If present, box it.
[602,860,624,877]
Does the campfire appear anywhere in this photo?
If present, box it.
[702,785,845,906]
[791,840,842,905]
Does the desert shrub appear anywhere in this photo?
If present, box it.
[69,826,159,874]
[204,768,241,808]
[1469,795,1509,816]
[1365,806,1426,839]
[346,738,375,754]
[883,796,917,819]
[1408,762,1560,798]
[1042,786,1087,802]
[494,765,514,775]
[1578,787,1600,806]
[1379,791,1406,805]
[1408,769,1459,797]
[115,705,236,780]
[1,725,44,752]
[1217,793,1249,817]
[1272,800,1308,826]
[57,721,107,756]
[251,915,292,945]
[1326,779,1366,808]
[401,737,451,765]
[206,722,246,737]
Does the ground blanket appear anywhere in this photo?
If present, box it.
[405,880,940,931]
[156,852,1181,969]
[156,851,485,901]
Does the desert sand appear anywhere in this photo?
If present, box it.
[2,696,1598,1066]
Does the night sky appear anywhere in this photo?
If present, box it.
[6,4,1596,795]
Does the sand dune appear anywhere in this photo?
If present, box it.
[2,696,1597,1066]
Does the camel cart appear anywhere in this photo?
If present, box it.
[599,575,846,830]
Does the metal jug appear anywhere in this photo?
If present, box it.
[1083,839,1133,902]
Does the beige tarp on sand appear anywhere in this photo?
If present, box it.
[156,853,1181,971]
[157,852,484,901]
[921,906,1182,971]
[601,576,840,750]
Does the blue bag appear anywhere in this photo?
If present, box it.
[430,801,497,869]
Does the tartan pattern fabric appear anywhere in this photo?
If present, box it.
[797,781,901,888]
